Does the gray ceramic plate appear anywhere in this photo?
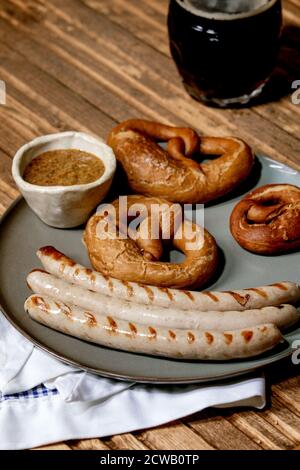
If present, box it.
[0,156,299,384]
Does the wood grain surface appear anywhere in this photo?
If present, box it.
[0,0,299,451]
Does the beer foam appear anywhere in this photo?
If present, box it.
[177,0,276,19]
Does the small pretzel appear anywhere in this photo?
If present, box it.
[107,119,254,203]
[230,184,300,255]
[84,195,218,289]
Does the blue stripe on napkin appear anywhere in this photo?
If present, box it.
[0,384,59,402]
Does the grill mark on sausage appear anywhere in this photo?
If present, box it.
[107,316,118,332]
[40,246,76,266]
[224,333,233,344]
[246,288,268,298]
[148,326,157,340]
[168,330,176,340]
[40,246,64,260]
[32,296,49,311]
[74,268,80,277]
[102,274,114,292]
[158,287,173,301]
[227,292,250,306]
[129,322,137,334]
[205,332,214,344]
[60,302,72,319]
[122,280,134,297]
[182,290,194,302]
[84,312,97,327]
[108,279,114,292]
[141,285,154,302]
[187,332,195,343]
[83,268,96,284]
[242,330,253,342]
[66,259,76,266]
[202,292,219,302]
[272,282,288,291]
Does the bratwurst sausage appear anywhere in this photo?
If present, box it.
[37,246,300,312]
[27,270,299,331]
[25,295,282,360]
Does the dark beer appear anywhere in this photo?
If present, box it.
[168,0,282,106]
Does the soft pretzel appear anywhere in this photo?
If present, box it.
[230,184,300,254]
[84,195,218,289]
[107,119,254,203]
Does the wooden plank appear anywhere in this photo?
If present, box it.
[81,0,169,55]
[5,0,300,169]
[0,78,65,161]
[0,151,19,204]
[136,421,214,450]
[0,94,53,147]
[80,0,300,133]
[0,41,115,137]
[273,377,300,416]
[69,439,111,450]
[261,397,300,444]
[284,0,300,26]
[143,0,169,15]
[0,1,194,127]
[289,0,300,6]
[88,0,300,141]
[227,410,297,450]
[0,60,107,161]
[0,78,75,147]
[0,12,180,126]
[183,410,262,450]
[32,443,72,450]
[104,433,149,451]
[10,3,296,171]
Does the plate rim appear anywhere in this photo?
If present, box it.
[0,196,294,385]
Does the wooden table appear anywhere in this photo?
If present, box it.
[0,0,299,451]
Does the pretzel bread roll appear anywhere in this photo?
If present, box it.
[84,195,218,289]
[25,295,283,360]
[107,119,254,203]
[230,184,300,254]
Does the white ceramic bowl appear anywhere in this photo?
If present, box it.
[12,131,116,228]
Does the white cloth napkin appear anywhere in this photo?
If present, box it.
[0,313,266,450]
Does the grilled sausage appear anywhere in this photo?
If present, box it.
[37,246,300,311]
[27,270,299,331]
[25,295,283,360]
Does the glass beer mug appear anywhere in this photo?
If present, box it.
[168,0,282,107]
